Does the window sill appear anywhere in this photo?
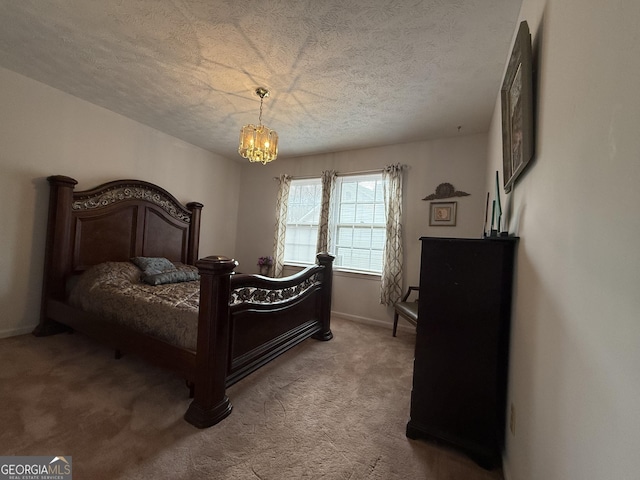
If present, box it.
[282,263,381,280]
[334,269,381,280]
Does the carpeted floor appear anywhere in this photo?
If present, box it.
[0,317,504,479]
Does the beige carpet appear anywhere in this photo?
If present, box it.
[0,317,504,480]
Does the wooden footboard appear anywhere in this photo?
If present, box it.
[185,253,334,428]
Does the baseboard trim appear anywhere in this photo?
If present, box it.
[331,310,415,334]
[0,324,37,339]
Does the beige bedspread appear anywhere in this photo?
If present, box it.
[68,262,200,351]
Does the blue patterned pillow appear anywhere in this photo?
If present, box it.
[130,257,176,275]
[142,265,200,285]
[130,257,200,285]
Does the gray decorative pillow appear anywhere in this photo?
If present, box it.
[142,268,200,285]
[130,257,177,275]
[142,265,200,286]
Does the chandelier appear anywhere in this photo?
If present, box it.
[238,87,279,164]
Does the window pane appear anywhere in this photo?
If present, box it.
[356,181,376,202]
[374,204,386,224]
[337,227,353,247]
[370,249,384,272]
[374,180,384,202]
[336,246,352,267]
[341,182,357,202]
[284,225,318,263]
[351,249,371,270]
[287,205,304,223]
[355,204,374,223]
[339,203,356,223]
[330,173,387,273]
[284,179,322,264]
[300,185,319,204]
[353,227,372,248]
[371,227,386,249]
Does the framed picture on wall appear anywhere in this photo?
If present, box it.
[429,201,457,226]
[501,20,534,193]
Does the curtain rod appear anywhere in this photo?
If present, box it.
[273,168,386,181]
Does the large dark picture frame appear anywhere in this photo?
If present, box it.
[501,21,534,193]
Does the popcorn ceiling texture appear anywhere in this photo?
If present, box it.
[0,0,521,159]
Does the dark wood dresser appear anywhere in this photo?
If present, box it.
[406,236,517,468]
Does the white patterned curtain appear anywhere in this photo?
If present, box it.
[316,170,337,254]
[380,164,404,305]
[272,174,291,278]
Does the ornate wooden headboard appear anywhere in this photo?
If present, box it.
[42,176,203,302]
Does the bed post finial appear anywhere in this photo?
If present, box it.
[313,252,335,341]
[185,255,238,428]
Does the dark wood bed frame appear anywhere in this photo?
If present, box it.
[34,175,334,428]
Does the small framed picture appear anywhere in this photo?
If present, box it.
[429,201,457,226]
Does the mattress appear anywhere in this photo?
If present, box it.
[68,261,200,351]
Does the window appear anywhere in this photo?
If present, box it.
[332,174,386,273]
[283,178,322,265]
[282,173,386,274]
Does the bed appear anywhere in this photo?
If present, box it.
[34,175,334,428]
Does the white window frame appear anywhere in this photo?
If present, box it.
[284,173,386,275]
[330,173,386,275]
[283,178,322,266]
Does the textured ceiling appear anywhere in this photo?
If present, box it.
[0,0,522,160]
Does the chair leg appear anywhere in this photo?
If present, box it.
[393,313,399,337]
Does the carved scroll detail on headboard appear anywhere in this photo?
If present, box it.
[73,185,191,223]
[230,274,320,305]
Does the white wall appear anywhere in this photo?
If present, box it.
[486,1,640,478]
[0,66,242,338]
[235,135,488,328]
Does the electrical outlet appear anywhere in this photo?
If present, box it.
[509,404,516,436]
